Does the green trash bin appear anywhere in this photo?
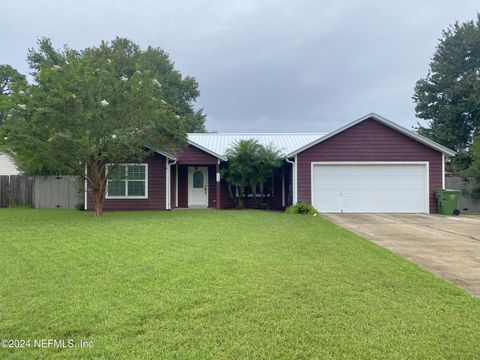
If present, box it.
[435,189,461,215]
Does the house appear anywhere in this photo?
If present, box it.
[85,113,456,213]
[0,151,21,175]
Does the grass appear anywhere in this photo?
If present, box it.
[1,209,480,359]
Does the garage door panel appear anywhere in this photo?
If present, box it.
[312,191,341,212]
[312,164,428,213]
[341,190,426,213]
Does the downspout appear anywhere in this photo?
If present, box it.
[285,157,296,204]
[167,159,177,210]
[84,163,88,210]
[175,164,178,208]
[442,153,445,189]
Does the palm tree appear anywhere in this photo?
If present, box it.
[223,140,282,208]
[257,144,283,204]
[224,139,262,208]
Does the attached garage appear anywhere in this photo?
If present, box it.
[290,113,456,214]
[311,162,429,213]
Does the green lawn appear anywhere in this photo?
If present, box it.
[1,209,480,359]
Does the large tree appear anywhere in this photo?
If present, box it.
[413,14,480,152]
[3,37,205,215]
[469,133,480,199]
[0,64,27,125]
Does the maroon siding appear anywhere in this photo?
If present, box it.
[177,165,188,208]
[174,144,218,165]
[170,165,176,209]
[296,118,443,213]
[208,165,216,207]
[86,153,166,211]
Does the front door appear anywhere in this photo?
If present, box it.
[188,166,208,207]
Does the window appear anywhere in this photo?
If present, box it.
[106,164,148,198]
[193,171,204,188]
[235,183,273,198]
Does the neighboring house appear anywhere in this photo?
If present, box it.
[0,151,21,175]
[85,113,456,213]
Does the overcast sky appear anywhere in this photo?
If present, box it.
[2,1,479,133]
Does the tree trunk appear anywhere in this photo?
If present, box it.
[228,185,238,207]
[92,186,105,216]
[259,182,265,203]
[86,162,108,217]
[239,185,246,208]
[269,172,275,205]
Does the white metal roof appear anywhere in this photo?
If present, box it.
[186,113,456,160]
[187,133,326,158]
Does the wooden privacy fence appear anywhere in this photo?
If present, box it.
[0,175,83,209]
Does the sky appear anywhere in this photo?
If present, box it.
[1,0,479,133]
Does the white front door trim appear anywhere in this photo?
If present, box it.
[310,161,430,214]
[188,166,209,208]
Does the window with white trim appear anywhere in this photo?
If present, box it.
[106,164,148,198]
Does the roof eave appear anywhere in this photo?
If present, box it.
[144,146,177,160]
[187,139,228,161]
[154,150,177,160]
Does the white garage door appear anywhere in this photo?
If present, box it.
[312,163,428,213]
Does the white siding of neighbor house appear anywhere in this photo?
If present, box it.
[0,153,21,175]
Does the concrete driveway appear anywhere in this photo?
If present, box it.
[323,214,480,297]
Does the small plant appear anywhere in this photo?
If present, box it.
[7,203,33,209]
[259,202,271,210]
[285,202,318,215]
[75,202,85,211]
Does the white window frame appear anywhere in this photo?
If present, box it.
[106,163,149,199]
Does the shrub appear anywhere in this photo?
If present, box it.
[75,202,85,211]
[285,202,318,215]
[7,203,33,209]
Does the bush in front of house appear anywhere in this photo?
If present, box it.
[75,202,85,211]
[285,202,318,215]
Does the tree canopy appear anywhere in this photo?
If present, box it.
[2,37,205,215]
[413,14,480,152]
[468,135,480,199]
[413,14,480,201]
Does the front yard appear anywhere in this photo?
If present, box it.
[1,209,480,359]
